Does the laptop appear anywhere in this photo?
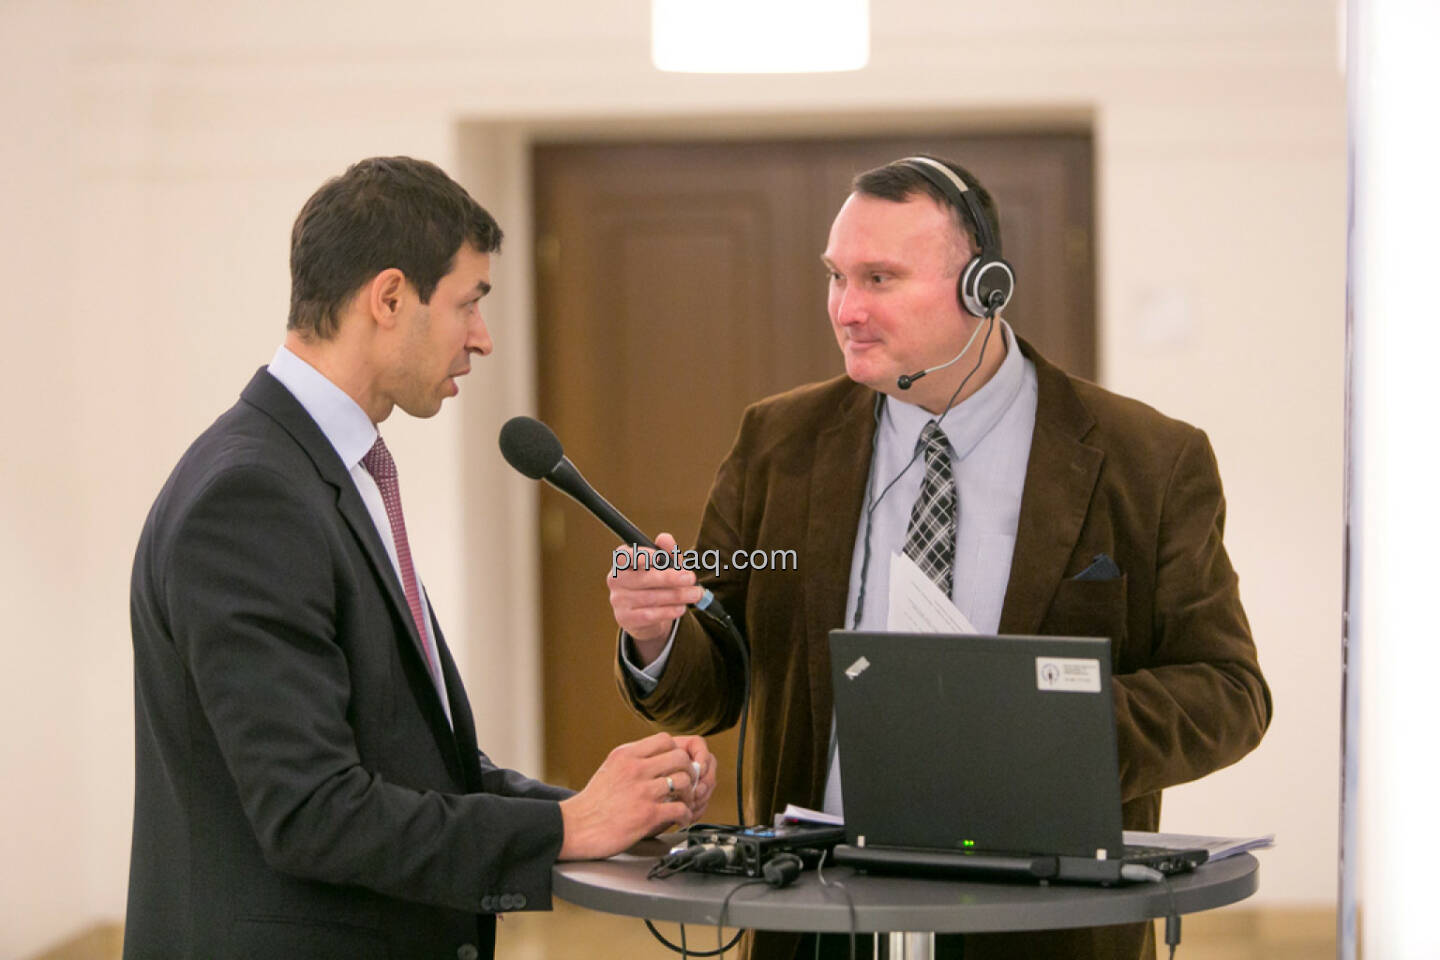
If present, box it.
[827,631,1207,885]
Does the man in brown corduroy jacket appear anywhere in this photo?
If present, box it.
[606,154,1271,960]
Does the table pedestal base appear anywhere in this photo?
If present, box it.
[877,931,935,959]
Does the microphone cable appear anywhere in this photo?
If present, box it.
[1162,876,1182,959]
[851,306,1000,626]
[814,847,858,960]
[641,871,761,957]
[717,877,774,954]
[639,602,749,959]
[644,917,737,959]
[644,917,746,959]
[690,599,750,824]
[1120,863,1182,958]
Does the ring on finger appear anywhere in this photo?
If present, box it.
[664,775,676,799]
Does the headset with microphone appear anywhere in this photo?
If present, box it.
[849,158,1014,622]
[892,156,1016,391]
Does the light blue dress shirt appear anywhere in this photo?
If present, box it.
[268,346,453,726]
[824,321,1036,814]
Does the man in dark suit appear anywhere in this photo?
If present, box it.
[127,156,716,960]
[605,156,1271,960]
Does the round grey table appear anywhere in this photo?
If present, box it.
[553,839,1259,959]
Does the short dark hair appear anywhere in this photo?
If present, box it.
[852,155,1001,257]
[288,156,503,339]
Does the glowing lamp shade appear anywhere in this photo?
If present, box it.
[652,0,869,73]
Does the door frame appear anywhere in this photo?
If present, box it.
[452,108,1097,778]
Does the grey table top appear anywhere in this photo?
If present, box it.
[553,840,1259,935]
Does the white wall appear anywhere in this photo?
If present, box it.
[0,0,1343,953]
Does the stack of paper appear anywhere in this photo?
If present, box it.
[775,804,842,827]
[1124,831,1275,862]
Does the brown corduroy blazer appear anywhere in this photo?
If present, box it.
[619,338,1271,960]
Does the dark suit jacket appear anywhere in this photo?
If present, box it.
[618,338,1272,960]
[127,369,569,960]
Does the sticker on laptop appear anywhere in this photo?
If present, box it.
[844,656,871,680]
[1035,657,1101,693]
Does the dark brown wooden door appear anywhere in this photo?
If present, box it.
[532,134,1093,823]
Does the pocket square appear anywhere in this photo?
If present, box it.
[1073,553,1121,581]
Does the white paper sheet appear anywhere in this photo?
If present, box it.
[774,803,844,827]
[886,551,977,634]
[1123,830,1276,861]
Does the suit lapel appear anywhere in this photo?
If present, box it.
[998,341,1103,635]
[239,369,454,732]
[803,383,878,769]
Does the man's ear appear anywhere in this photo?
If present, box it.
[367,268,409,329]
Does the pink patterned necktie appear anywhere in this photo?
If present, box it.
[361,436,436,679]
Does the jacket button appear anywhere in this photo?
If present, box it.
[458,945,479,960]
[480,895,494,912]
[499,893,517,910]
[513,893,527,909]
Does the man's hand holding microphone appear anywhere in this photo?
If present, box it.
[608,532,706,667]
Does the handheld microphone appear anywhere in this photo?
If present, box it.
[499,416,652,549]
[498,416,720,616]
[498,414,750,823]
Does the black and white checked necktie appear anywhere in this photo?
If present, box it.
[902,420,957,596]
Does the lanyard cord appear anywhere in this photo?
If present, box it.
[850,312,999,627]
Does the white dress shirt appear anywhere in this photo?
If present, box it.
[268,345,452,726]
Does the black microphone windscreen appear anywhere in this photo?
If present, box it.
[498,416,565,480]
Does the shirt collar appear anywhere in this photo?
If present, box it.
[882,319,1026,461]
[267,345,378,470]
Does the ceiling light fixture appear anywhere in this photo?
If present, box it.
[652,0,869,74]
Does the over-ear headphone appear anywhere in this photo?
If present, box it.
[896,156,1015,318]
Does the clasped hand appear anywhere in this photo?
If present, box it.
[558,732,717,860]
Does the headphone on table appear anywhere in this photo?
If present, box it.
[895,156,1015,318]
